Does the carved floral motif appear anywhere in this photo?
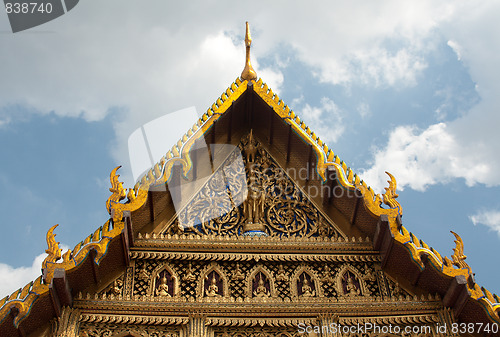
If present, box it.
[163,135,343,239]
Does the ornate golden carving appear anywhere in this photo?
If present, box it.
[138,265,150,282]
[299,275,315,297]
[163,136,343,239]
[41,221,118,285]
[246,265,276,299]
[183,262,197,282]
[382,171,402,214]
[206,273,222,297]
[197,262,229,299]
[53,307,80,337]
[98,274,124,298]
[42,224,62,270]
[290,265,323,299]
[156,274,171,297]
[276,264,288,282]
[80,322,180,337]
[335,265,369,298]
[231,263,245,281]
[149,263,180,298]
[213,326,300,337]
[240,22,257,81]
[83,71,498,323]
[130,250,381,264]
[5,57,499,331]
[106,166,126,219]
[253,275,270,298]
[320,264,335,285]
[42,224,72,283]
[444,231,472,274]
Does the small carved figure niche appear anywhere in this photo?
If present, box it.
[297,272,316,297]
[342,271,361,296]
[252,272,270,298]
[155,270,174,297]
[205,271,224,297]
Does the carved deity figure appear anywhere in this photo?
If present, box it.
[364,267,376,282]
[253,274,270,298]
[245,130,258,164]
[321,264,334,285]
[232,263,245,281]
[300,275,315,297]
[183,262,196,282]
[345,275,360,296]
[276,264,288,282]
[110,279,122,296]
[156,275,171,297]
[392,281,402,297]
[206,274,221,297]
[243,185,266,224]
[138,266,149,282]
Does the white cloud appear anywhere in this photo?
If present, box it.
[357,102,371,119]
[258,67,284,94]
[447,40,463,61]
[470,210,500,237]
[0,245,71,298]
[0,118,10,128]
[0,0,453,124]
[1,0,499,191]
[434,87,454,121]
[359,123,490,193]
[359,1,500,193]
[317,47,427,87]
[0,253,45,299]
[299,97,344,144]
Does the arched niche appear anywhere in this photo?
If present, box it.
[148,263,180,297]
[290,265,323,298]
[335,264,367,297]
[245,265,276,298]
[197,262,229,298]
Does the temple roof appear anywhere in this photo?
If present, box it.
[0,25,499,335]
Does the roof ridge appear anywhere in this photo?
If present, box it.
[1,77,498,330]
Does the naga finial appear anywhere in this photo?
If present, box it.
[241,22,257,81]
[43,224,62,265]
[382,171,402,215]
[445,231,472,274]
[106,166,127,214]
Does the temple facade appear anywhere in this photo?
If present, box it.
[0,24,498,337]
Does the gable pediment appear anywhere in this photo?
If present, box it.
[156,131,346,240]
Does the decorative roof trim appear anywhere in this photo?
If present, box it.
[0,78,248,329]
[1,77,498,330]
[250,78,500,324]
[112,76,499,323]
[108,77,248,223]
[0,219,122,328]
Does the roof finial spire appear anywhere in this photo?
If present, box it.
[241,22,257,81]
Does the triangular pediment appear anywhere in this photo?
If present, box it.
[158,131,346,239]
[2,76,497,335]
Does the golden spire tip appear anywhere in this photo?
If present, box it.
[241,21,257,81]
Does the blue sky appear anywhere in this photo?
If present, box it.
[0,1,499,298]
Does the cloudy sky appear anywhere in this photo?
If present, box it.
[0,1,499,298]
